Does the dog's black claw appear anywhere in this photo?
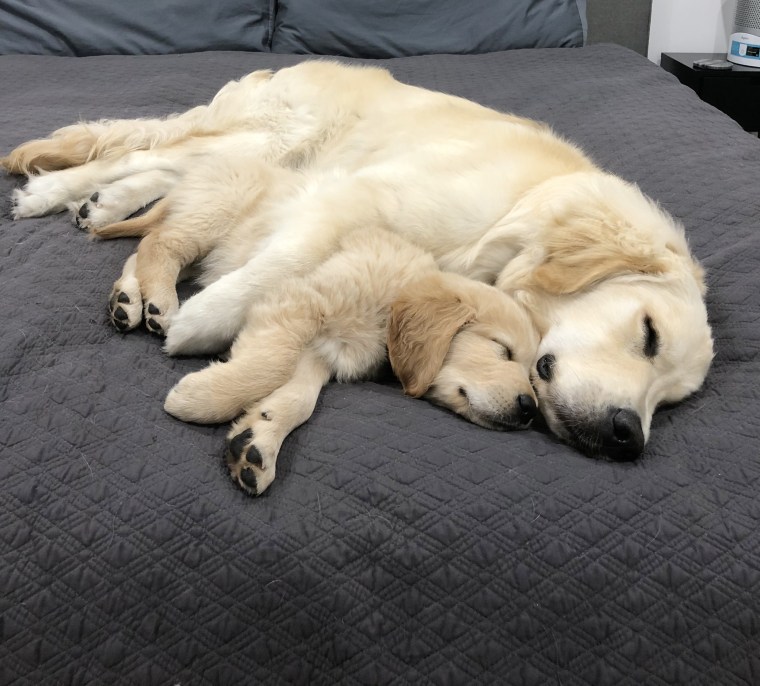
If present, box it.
[245,445,264,469]
[147,303,160,315]
[75,216,84,230]
[117,292,130,304]
[146,318,163,334]
[239,468,258,494]
[78,203,89,219]
[113,319,129,331]
[227,428,253,461]
[90,192,99,203]
[113,306,128,321]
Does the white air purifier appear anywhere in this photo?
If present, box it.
[728,0,760,67]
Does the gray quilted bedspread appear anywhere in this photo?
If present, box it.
[1,45,759,685]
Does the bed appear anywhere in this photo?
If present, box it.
[2,2,759,684]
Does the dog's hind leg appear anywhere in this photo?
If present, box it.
[105,201,171,332]
[223,348,331,496]
[108,254,144,332]
[11,148,188,219]
[104,211,212,334]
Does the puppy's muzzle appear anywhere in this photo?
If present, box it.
[517,393,538,425]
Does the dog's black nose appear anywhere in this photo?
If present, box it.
[602,408,644,461]
[517,394,537,423]
[536,354,555,382]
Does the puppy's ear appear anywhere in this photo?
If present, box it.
[388,274,476,397]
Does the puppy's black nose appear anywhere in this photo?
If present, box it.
[517,394,537,423]
[602,408,644,461]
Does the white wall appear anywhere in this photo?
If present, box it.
[648,0,738,63]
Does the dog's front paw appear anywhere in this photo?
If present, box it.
[71,190,136,232]
[224,426,276,497]
[73,192,112,231]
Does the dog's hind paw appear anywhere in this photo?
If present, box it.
[109,283,142,332]
[143,300,177,337]
[12,174,70,218]
[12,187,55,219]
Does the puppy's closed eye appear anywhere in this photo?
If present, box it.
[492,339,513,361]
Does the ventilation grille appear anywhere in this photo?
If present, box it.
[735,0,760,32]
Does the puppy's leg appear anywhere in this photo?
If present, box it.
[224,349,331,496]
[164,310,320,423]
[131,224,214,336]
[108,253,143,332]
[70,169,179,231]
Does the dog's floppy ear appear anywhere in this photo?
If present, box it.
[515,173,679,295]
[528,217,670,294]
[388,274,476,397]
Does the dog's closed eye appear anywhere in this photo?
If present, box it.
[492,339,513,361]
[643,315,659,358]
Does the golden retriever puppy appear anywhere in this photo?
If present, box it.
[3,61,713,462]
[160,228,538,496]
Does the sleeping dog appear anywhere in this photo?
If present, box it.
[4,61,713,461]
[150,225,538,496]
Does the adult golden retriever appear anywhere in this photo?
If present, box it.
[3,61,714,462]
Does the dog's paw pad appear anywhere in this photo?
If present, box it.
[143,301,174,336]
[225,428,273,497]
[70,189,128,231]
[146,318,163,335]
[238,468,259,494]
[227,428,253,461]
[109,287,142,332]
[244,445,264,469]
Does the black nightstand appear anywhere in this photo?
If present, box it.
[661,52,760,133]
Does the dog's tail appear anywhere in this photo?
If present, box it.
[91,199,169,239]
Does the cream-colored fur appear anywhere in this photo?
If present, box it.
[162,228,538,495]
[3,61,713,461]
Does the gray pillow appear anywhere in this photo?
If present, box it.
[272,0,587,57]
[0,0,273,55]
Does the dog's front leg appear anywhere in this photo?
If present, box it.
[223,349,331,496]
